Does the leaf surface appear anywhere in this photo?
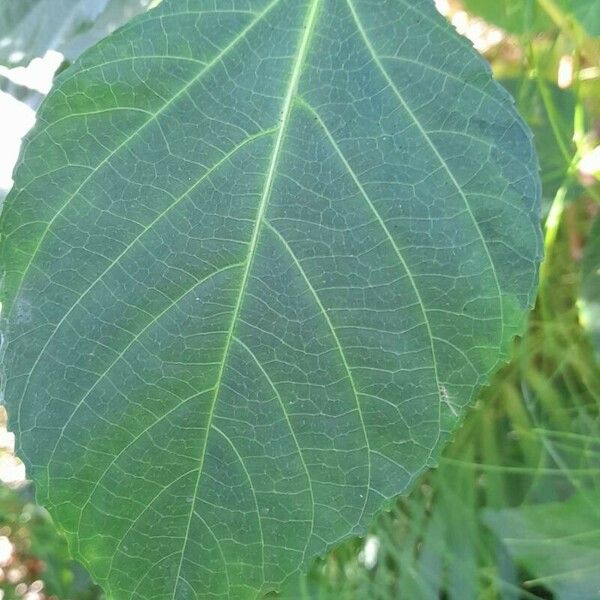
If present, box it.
[0,1,541,598]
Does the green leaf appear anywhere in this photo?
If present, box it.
[461,0,554,34]
[563,0,600,37]
[580,214,600,356]
[463,0,600,38]
[0,0,151,66]
[0,1,542,598]
[485,490,600,600]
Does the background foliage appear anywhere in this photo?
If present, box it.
[0,0,598,598]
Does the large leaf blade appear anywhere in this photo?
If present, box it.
[0,1,542,598]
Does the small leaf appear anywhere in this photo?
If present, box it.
[0,1,542,598]
[485,490,600,600]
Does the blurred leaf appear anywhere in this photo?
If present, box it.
[462,0,600,39]
[461,0,554,34]
[563,0,600,37]
[0,0,151,66]
[485,490,600,600]
[580,214,600,356]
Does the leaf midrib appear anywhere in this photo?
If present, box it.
[170,1,322,595]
